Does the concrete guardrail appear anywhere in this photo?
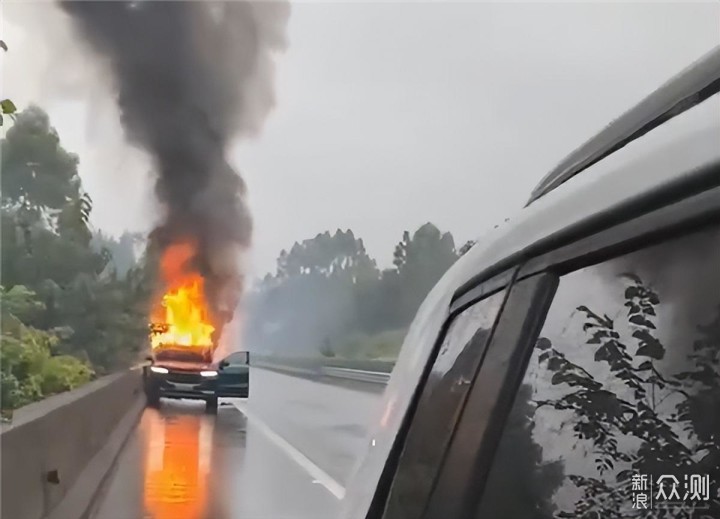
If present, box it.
[0,369,145,519]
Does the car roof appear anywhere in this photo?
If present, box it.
[450,113,720,298]
[451,46,720,298]
[527,45,720,205]
[342,46,720,518]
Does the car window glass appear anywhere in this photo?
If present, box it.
[383,289,506,519]
[477,225,720,518]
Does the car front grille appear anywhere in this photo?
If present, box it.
[167,372,203,384]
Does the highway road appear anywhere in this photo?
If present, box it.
[90,367,383,519]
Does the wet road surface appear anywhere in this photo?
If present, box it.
[246,368,380,486]
[91,368,382,519]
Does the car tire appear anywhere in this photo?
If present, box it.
[146,388,161,408]
[205,397,218,414]
[143,369,160,407]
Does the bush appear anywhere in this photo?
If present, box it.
[0,315,94,410]
[319,338,336,358]
[334,328,406,360]
[41,355,94,394]
[363,328,406,359]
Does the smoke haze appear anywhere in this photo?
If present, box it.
[58,1,290,321]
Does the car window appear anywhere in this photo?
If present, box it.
[224,351,249,365]
[382,289,507,518]
[476,225,720,518]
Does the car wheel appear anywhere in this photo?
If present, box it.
[205,397,218,414]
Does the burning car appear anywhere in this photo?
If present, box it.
[143,345,220,412]
[143,346,249,413]
[143,242,248,412]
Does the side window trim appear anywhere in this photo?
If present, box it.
[453,161,720,303]
[464,220,720,518]
[519,182,720,281]
[423,273,559,519]
[429,192,720,519]
[449,269,515,317]
[371,182,720,519]
[371,268,518,519]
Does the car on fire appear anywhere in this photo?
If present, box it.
[142,347,250,413]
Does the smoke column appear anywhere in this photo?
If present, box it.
[58,1,290,323]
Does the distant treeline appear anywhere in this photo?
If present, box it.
[245,225,475,359]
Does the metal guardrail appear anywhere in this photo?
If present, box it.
[250,356,392,385]
[320,366,390,385]
[251,358,316,376]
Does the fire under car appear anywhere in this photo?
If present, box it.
[142,348,250,413]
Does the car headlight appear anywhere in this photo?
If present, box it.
[150,366,168,374]
[200,370,218,378]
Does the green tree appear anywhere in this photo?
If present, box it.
[275,229,378,280]
[0,39,17,127]
[248,229,376,356]
[57,191,94,245]
[247,223,463,359]
[1,106,94,261]
[387,223,459,327]
[1,106,150,377]
[0,285,45,325]
[1,106,81,214]
[2,218,109,289]
[53,271,150,371]
[91,230,143,279]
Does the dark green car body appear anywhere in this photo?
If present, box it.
[215,351,250,398]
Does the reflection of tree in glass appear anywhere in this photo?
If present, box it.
[478,384,565,519]
[536,274,720,518]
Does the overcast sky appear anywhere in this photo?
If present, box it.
[3,1,720,277]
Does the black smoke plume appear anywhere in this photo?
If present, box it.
[58,1,289,326]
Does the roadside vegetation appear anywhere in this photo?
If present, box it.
[246,225,475,361]
[1,106,153,416]
[0,105,472,414]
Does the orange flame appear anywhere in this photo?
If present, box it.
[150,242,216,350]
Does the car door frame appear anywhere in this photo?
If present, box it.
[216,351,250,397]
[366,266,518,519]
[423,181,720,519]
[370,163,720,519]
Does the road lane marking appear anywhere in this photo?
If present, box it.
[228,399,346,500]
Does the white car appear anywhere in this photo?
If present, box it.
[343,46,720,519]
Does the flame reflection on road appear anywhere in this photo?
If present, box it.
[142,407,214,519]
